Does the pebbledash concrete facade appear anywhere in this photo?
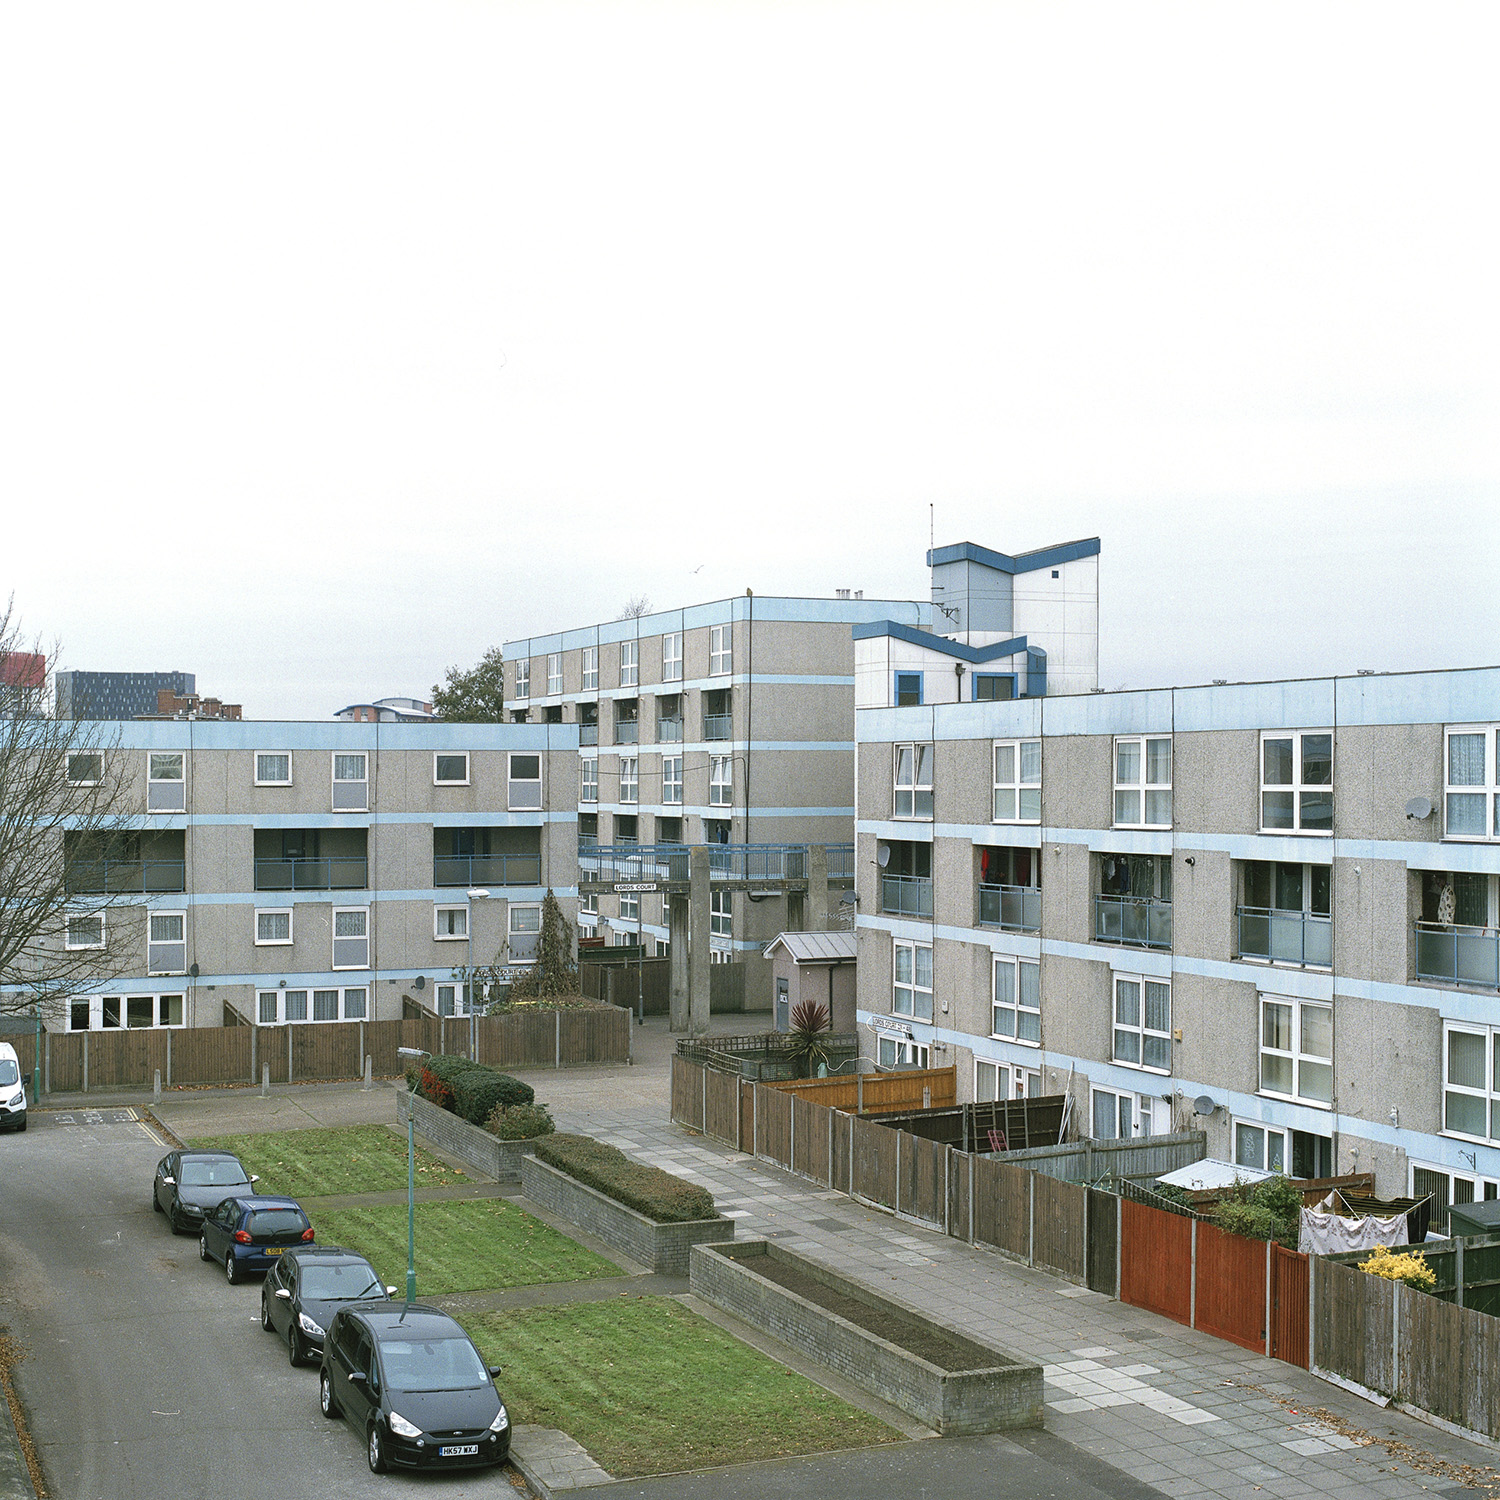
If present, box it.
[854,658,1500,1222]
[34,720,577,1034]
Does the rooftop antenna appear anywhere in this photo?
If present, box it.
[929,502,934,554]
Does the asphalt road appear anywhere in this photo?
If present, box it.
[0,1109,516,1500]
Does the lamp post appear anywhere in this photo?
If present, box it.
[465,888,490,1060]
[395,1046,428,1305]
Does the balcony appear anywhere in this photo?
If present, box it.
[254,857,368,892]
[578,842,811,886]
[826,843,855,880]
[703,714,732,741]
[657,716,683,743]
[433,853,543,888]
[1416,922,1500,988]
[1095,894,1172,950]
[66,859,186,895]
[979,883,1041,933]
[579,724,598,746]
[1236,906,1330,968]
[614,721,639,746]
[880,873,933,918]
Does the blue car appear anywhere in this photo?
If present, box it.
[199,1194,314,1284]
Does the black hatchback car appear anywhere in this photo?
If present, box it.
[153,1150,258,1233]
[198,1194,313,1283]
[262,1246,395,1366]
[319,1304,510,1473]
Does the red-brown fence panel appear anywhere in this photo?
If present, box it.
[1120,1197,1192,1325]
[1270,1243,1309,1368]
[1195,1223,1266,1351]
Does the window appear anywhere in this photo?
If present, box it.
[1442,1022,1500,1142]
[656,694,683,742]
[1097,854,1173,950]
[991,956,1040,1043]
[893,743,933,818]
[613,814,638,843]
[255,752,291,786]
[332,907,369,969]
[1258,996,1332,1104]
[580,757,598,803]
[332,752,368,811]
[579,890,599,918]
[66,914,105,949]
[878,1036,929,1068]
[74,992,184,1030]
[710,623,732,676]
[893,940,934,1021]
[619,757,638,804]
[1112,975,1171,1073]
[703,818,729,844]
[1261,731,1333,833]
[66,752,103,784]
[509,904,541,962]
[147,911,187,974]
[148,752,186,812]
[614,698,639,745]
[581,646,598,692]
[1092,1087,1172,1140]
[975,1059,1041,1102]
[508,752,541,809]
[620,640,638,687]
[895,672,923,707]
[1445,727,1500,840]
[973,675,1014,702]
[620,888,640,921]
[434,905,468,940]
[546,653,562,695]
[993,740,1041,823]
[662,755,683,804]
[1238,861,1331,967]
[256,987,365,1025]
[709,755,733,807]
[435,981,471,1018]
[1114,737,1172,827]
[1234,1121,1333,1179]
[1412,1160,1500,1234]
[663,632,682,682]
[434,753,469,785]
[710,889,731,940]
[515,660,530,699]
[256,909,293,946]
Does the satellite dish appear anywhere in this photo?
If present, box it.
[413,975,426,991]
[1405,796,1433,820]
[1193,1095,1216,1116]
[188,962,200,978]
[877,843,891,868]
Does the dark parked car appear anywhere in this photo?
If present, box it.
[319,1304,510,1473]
[198,1195,313,1283]
[262,1246,395,1366]
[153,1150,258,1233]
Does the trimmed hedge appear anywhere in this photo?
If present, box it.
[486,1102,556,1141]
[407,1054,534,1125]
[533,1133,717,1224]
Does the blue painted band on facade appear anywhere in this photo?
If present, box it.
[923,537,1101,573]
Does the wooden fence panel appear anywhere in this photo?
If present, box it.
[704,1067,739,1147]
[1195,1223,1266,1352]
[1402,1288,1471,1431]
[793,1096,832,1186]
[949,1151,970,1242]
[170,1026,254,1085]
[857,1066,957,1113]
[1032,1173,1086,1282]
[972,1159,1030,1260]
[1270,1245,1309,1369]
[261,1025,290,1084]
[738,1080,754,1152]
[852,1115,897,1211]
[896,1133,945,1227]
[1313,1258,1393,1393]
[671,1055,704,1132]
[1087,1187,1118,1294]
[757,1084,793,1168]
[832,1111,853,1195]
[47,1034,83,1092]
[365,1019,409,1078]
[291,1023,362,1083]
[1120,1198,1191,1325]
[87,1030,172,1090]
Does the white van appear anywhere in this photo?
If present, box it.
[0,1042,27,1132]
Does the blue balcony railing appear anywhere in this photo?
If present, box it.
[825,843,855,880]
[1416,922,1500,988]
[1095,894,1172,950]
[254,857,368,892]
[979,883,1041,933]
[579,723,598,746]
[579,842,812,885]
[703,714,733,741]
[66,859,187,895]
[613,721,638,745]
[880,873,933,918]
[433,854,543,888]
[1236,906,1331,967]
[657,717,683,743]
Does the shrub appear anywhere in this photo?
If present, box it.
[534,1133,717,1223]
[1209,1173,1304,1247]
[407,1054,534,1123]
[486,1102,556,1140]
[785,1000,832,1078]
[418,1065,452,1111]
[1359,1244,1437,1291]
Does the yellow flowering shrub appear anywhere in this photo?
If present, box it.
[1357,1244,1436,1291]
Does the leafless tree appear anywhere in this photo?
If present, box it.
[617,596,652,620]
[0,602,143,1019]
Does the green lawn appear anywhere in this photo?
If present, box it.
[463,1297,900,1477]
[312,1199,622,1294]
[187,1125,468,1197]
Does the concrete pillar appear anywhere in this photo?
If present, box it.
[689,846,712,1036]
[807,843,830,931]
[669,895,690,1032]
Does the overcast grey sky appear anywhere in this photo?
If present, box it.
[3,2,1495,719]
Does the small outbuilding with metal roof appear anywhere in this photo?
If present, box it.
[762,931,857,1034]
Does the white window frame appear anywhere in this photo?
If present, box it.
[710,888,732,939]
[1443,1021,1500,1144]
[580,756,598,804]
[1260,730,1333,834]
[332,906,370,970]
[662,755,683,805]
[992,740,1041,824]
[663,632,683,683]
[332,751,369,811]
[255,908,294,946]
[619,640,638,688]
[66,913,106,949]
[255,986,366,1025]
[433,752,470,786]
[878,1036,929,1068]
[893,939,934,1022]
[1112,974,1172,1074]
[509,903,542,964]
[581,646,598,692]
[147,910,187,974]
[507,752,542,810]
[1410,1157,1500,1234]
[991,955,1041,1045]
[620,888,640,921]
[894,743,934,819]
[1113,736,1172,828]
[434,905,468,941]
[1445,726,1500,842]
[255,752,292,787]
[546,653,562,695]
[710,623,732,676]
[1259,995,1332,1106]
[66,752,103,785]
[1093,1086,1171,1140]
[619,757,639,804]
[75,991,186,1030]
[709,755,733,808]
[514,659,530,699]
[435,980,472,1018]
[579,890,599,917]
[148,751,186,812]
[974,1059,1042,1102]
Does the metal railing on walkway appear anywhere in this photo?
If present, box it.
[66,859,187,894]
[979,882,1041,932]
[433,853,543,888]
[254,857,368,891]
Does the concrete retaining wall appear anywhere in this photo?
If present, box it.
[690,1239,1043,1434]
[397,1090,537,1183]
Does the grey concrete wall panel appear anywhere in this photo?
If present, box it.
[1174,728,1259,837]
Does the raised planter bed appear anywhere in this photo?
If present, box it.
[397,1089,538,1184]
[519,1155,734,1276]
[690,1239,1042,1434]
